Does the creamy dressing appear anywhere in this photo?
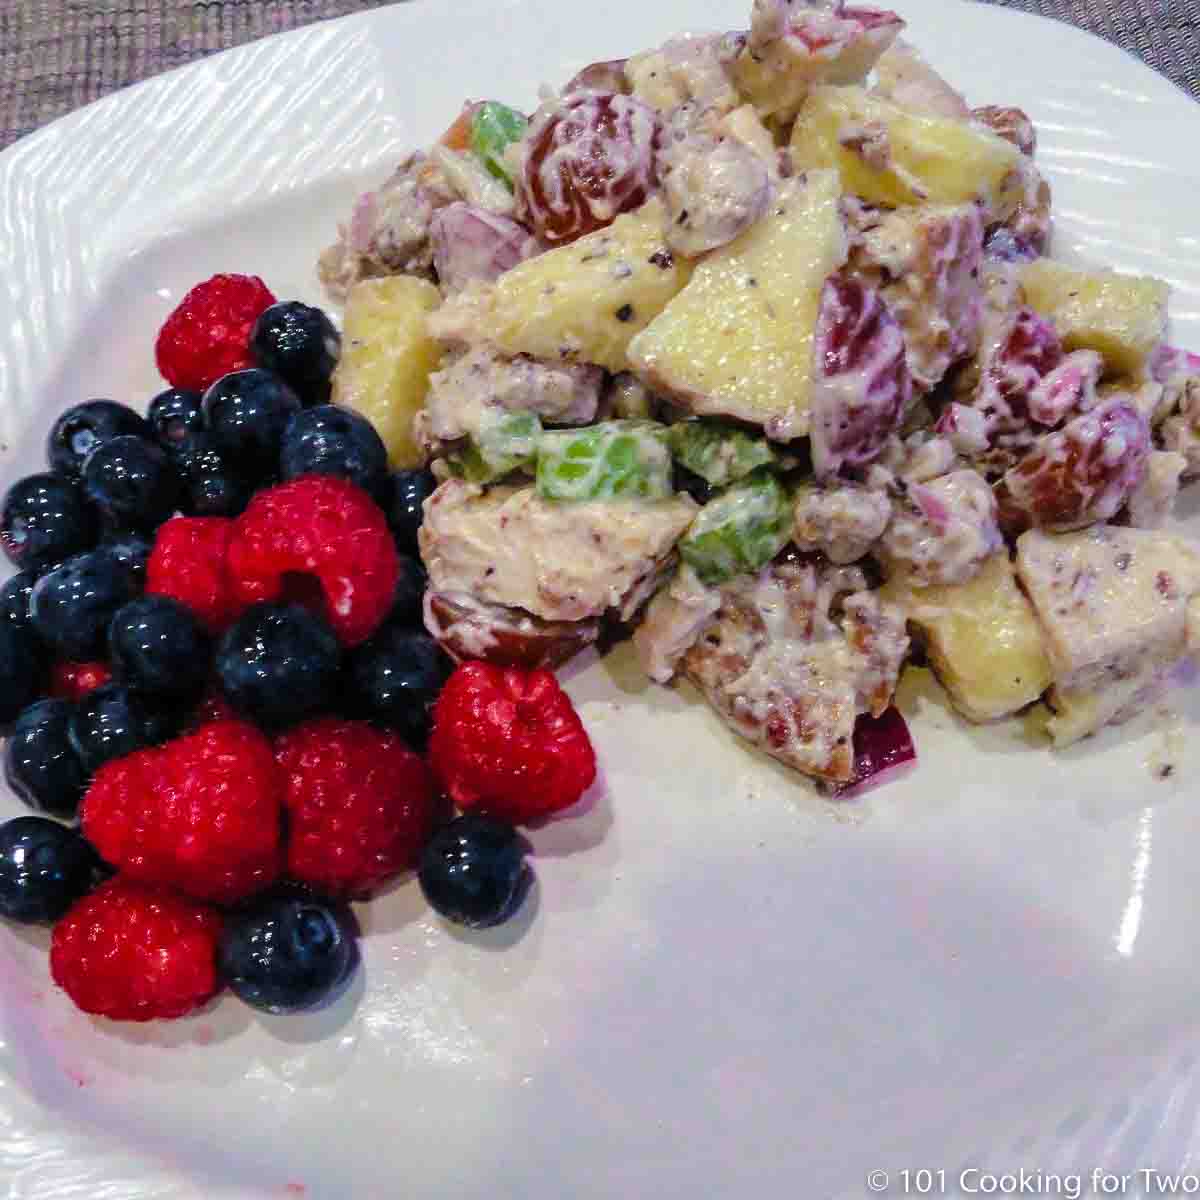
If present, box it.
[634,564,723,682]
[873,38,968,119]
[516,93,660,234]
[419,479,697,622]
[971,105,1037,156]
[429,204,542,295]
[993,155,1051,255]
[317,6,1197,771]
[626,32,744,117]
[884,433,958,483]
[935,403,989,456]
[681,559,908,781]
[424,589,599,669]
[879,468,1001,586]
[1159,376,1200,480]
[1016,525,1200,697]
[318,152,454,297]
[1127,451,1186,530]
[1026,349,1102,427]
[428,146,515,216]
[810,276,911,480]
[793,482,892,563]
[425,348,603,444]
[852,204,983,392]
[662,133,772,256]
[1003,397,1150,532]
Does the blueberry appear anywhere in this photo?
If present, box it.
[388,553,427,626]
[146,388,205,447]
[82,435,181,532]
[47,400,151,480]
[348,623,450,748]
[418,815,529,929]
[202,368,302,478]
[170,432,251,518]
[98,532,153,585]
[216,602,340,730]
[249,301,341,407]
[386,469,437,556]
[67,682,180,773]
[0,817,97,924]
[279,405,389,501]
[0,623,42,724]
[1,473,97,571]
[31,549,139,659]
[219,885,357,1013]
[109,596,210,701]
[4,700,88,818]
[1,569,44,635]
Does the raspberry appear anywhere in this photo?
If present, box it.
[146,516,242,633]
[155,274,276,393]
[227,476,398,647]
[50,878,222,1021]
[82,720,283,905]
[48,660,112,702]
[274,718,434,897]
[429,662,596,824]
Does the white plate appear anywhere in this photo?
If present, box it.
[2,3,1200,1197]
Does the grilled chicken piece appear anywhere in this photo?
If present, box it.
[419,480,697,624]
[681,557,908,781]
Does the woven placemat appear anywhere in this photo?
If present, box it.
[1,0,1197,150]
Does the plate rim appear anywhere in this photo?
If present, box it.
[2,3,1200,1197]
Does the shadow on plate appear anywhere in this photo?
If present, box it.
[526,766,614,860]
[253,958,367,1047]
[352,871,433,939]
[440,869,542,954]
[91,988,255,1052]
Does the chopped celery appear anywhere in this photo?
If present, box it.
[679,471,791,584]
[452,409,542,483]
[536,420,672,501]
[667,419,778,487]
[470,102,529,186]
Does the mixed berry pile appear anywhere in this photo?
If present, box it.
[0,275,596,1023]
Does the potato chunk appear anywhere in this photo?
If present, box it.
[882,552,1051,722]
[432,198,690,373]
[331,276,442,468]
[789,85,1020,210]
[627,171,847,441]
[1018,259,1168,377]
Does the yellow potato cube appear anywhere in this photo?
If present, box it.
[331,276,442,468]
[447,198,691,374]
[1018,259,1169,376]
[882,552,1052,722]
[790,85,1020,210]
[626,171,847,441]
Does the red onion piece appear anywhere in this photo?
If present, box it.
[563,59,629,95]
[429,203,541,292]
[1151,344,1200,384]
[831,706,917,799]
